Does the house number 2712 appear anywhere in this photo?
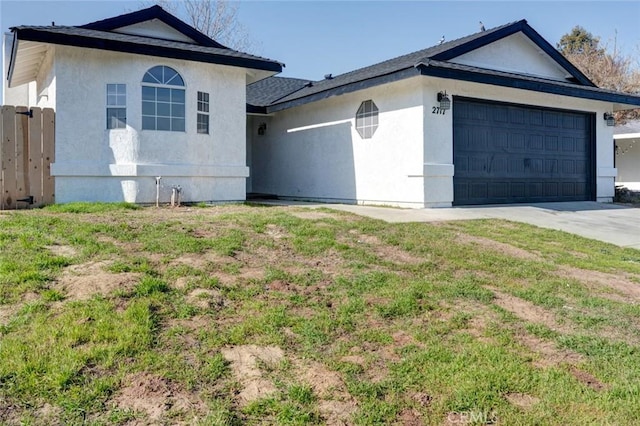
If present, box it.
[432,106,446,115]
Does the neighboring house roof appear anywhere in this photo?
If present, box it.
[247,20,640,114]
[614,119,640,139]
[7,6,282,87]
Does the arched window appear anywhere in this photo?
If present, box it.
[142,66,185,131]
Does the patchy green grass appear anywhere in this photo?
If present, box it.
[1,203,640,425]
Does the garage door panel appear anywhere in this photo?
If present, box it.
[529,134,544,150]
[545,159,557,174]
[454,98,593,205]
[529,110,543,126]
[510,108,526,124]
[494,106,509,122]
[545,136,559,151]
[510,133,526,150]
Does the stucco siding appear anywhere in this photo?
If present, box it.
[51,45,248,203]
[251,77,425,207]
[253,74,616,209]
[451,33,570,81]
[615,138,640,190]
[423,76,616,204]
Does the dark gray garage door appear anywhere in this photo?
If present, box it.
[453,98,594,205]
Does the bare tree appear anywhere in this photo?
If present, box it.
[145,0,256,52]
[559,26,640,122]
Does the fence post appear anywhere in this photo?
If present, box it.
[42,108,55,205]
[29,108,43,207]
[1,105,17,209]
[15,106,29,206]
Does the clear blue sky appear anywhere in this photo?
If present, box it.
[1,0,639,89]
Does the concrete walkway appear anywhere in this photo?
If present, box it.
[256,200,640,249]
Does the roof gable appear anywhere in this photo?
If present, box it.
[430,20,593,86]
[7,5,283,87]
[249,20,640,113]
[80,5,224,48]
[112,19,197,44]
[449,32,573,82]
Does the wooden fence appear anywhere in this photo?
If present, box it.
[0,106,55,209]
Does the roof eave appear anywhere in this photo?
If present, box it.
[247,104,268,114]
[7,30,19,86]
[14,28,282,73]
[614,132,640,140]
[416,62,640,108]
[265,67,421,113]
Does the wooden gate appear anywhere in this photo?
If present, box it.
[0,106,55,209]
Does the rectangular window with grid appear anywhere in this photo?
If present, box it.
[106,84,126,129]
[197,91,209,134]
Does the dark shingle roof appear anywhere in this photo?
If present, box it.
[248,19,640,113]
[419,59,640,106]
[10,5,282,73]
[79,5,225,48]
[247,77,310,107]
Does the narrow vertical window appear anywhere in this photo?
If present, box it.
[106,84,126,129]
[197,91,209,134]
[355,100,378,139]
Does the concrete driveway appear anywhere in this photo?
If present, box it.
[258,201,640,249]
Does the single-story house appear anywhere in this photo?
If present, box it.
[614,120,640,191]
[4,5,282,204]
[6,6,640,207]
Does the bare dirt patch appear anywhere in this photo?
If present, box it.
[45,244,78,258]
[185,288,224,309]
[347,230,426,264]
[0,305,17,327]
[221,345,284,405]
[294,358,357,425]
[569,367,607,391]
[113,372,205,422]
[340,355,366,366]
[265,223,289,239]
[56,261,141,300]
[506,392,540,410]
[397,408,424,425]
[413,392,433,407]
[455,301,501,344]
[556,266,640,302]
[1,292,40,326]
[289,210,341,220]
[455,233,542,261]
[516,332,583,368]
[489,288,565,332]
[168,250,238,272]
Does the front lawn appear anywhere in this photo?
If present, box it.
[1,203,639,425]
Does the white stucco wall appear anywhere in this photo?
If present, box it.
[251,77,425,207]
[254,74,617,208]
[49,45,248,204]
[615,137,640,190]
[451,33,571,81]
